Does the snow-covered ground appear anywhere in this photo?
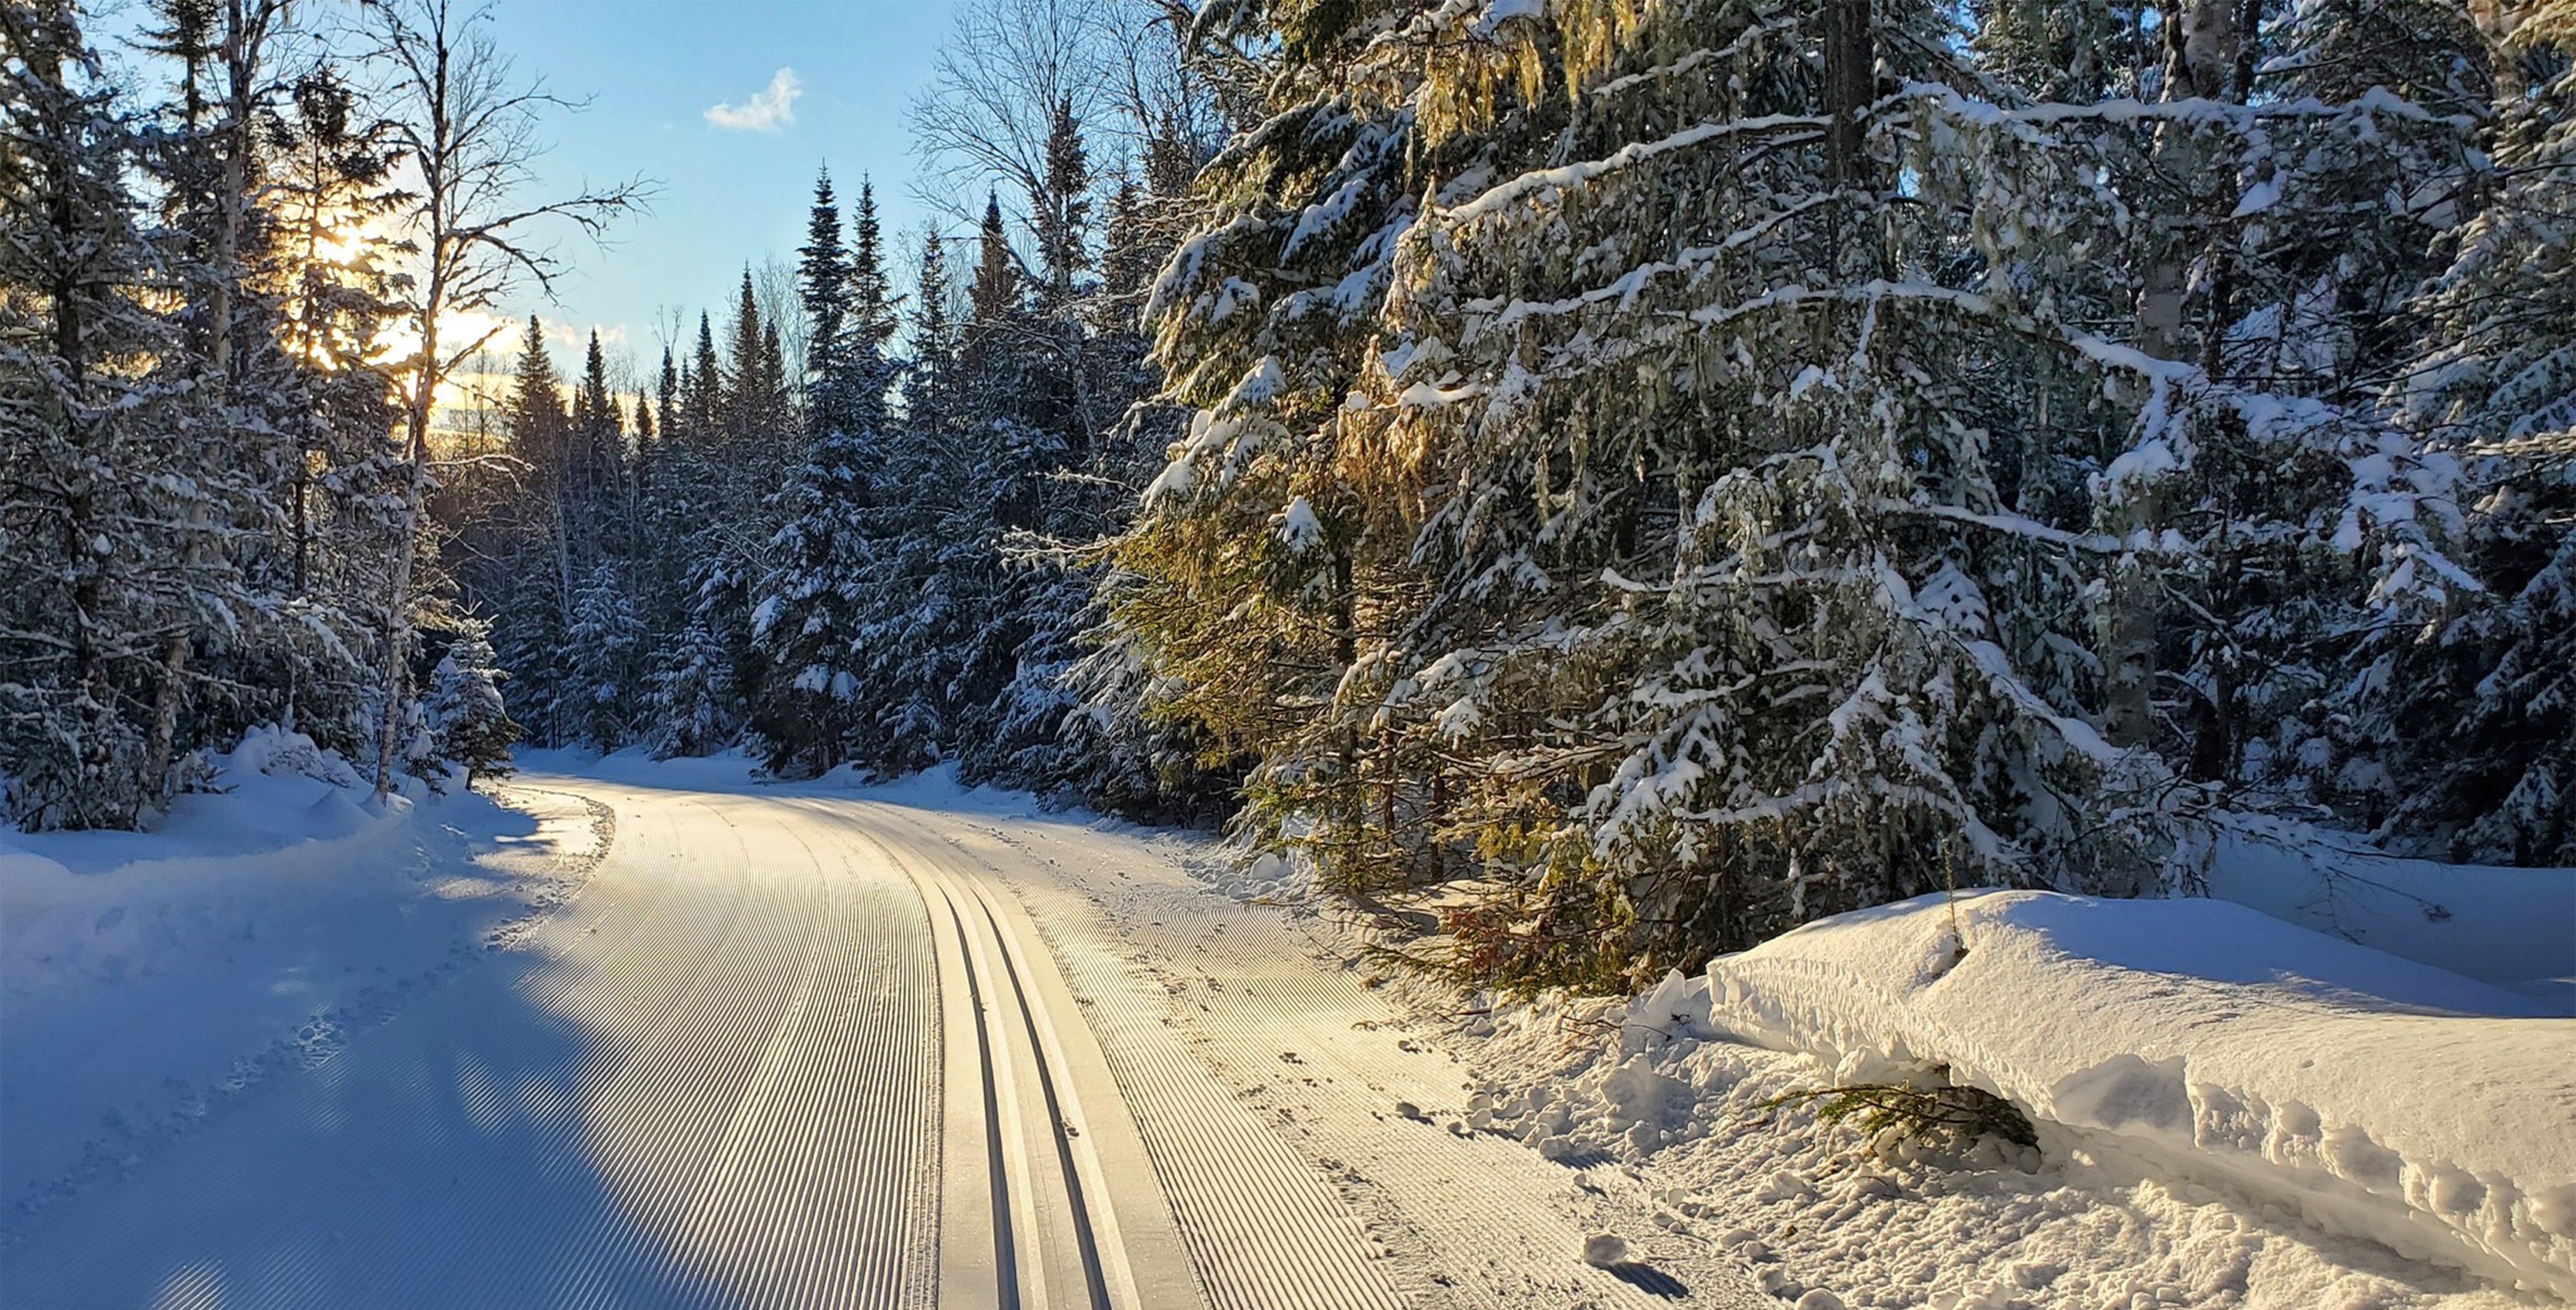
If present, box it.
[3,750,1761,1308]
[8,743,2566,1310]
[850,759,2575,1310]
[1,728,604,1236]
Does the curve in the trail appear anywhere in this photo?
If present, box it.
[6,773,1754,1310]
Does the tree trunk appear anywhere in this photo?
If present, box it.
[2109,0,2238,752]
[1822,0,1874,184]
[375,288,440,801]
[149,5,261,803]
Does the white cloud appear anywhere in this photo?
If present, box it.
[704,68,803,133]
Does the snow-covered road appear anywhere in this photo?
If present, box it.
[5,765,1731,1309]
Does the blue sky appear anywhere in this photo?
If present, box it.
[479,1,963,377]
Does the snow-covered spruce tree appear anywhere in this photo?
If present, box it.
[674,280,794,763]
[750,179,901,776]
[1128,0,2465,986]
[2125,0,2486,824]
[421,621,521,791]
[639,322,738,753]
[567,562,645,749]
[0,3,196,828]
[968,102,1109,787]
[243,65,409,764]
[998,163,1239,820]
[2379,0,2576,864]
[481,321,575,744]
[567,330,630,577]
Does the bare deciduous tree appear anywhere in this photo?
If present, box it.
[908,0,1114,233]
[354,0,646,798]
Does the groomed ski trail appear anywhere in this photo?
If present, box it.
[3,766,1756,1309]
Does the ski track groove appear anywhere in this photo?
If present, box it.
[924,810,1691,1310]
[821,804,1122,1310]
[824,800,1411,1310]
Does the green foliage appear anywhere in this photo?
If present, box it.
[1757,1082,2039,1156]
[1114,0,2498,994]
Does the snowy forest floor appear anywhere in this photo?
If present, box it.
[1191,823,2575,1310]
[1,744,2566,1310]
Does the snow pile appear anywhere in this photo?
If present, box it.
[0,726,421,991]
[1704,889,2576,1299]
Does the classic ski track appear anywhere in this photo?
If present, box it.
[801,798,1198,1310]
[915,810,1712,1310]
[820,801,1412,1310]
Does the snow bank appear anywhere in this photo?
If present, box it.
[1704,890,2576,1299]
[1,729,597,1226]
[0,727,421,991]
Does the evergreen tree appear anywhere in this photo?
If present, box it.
[751,197,901,775]
[2378,2,2576,864]
[567,562,643,748]
[260,66,406,760]
[970,191,1020,327]
[422,625,521,791]
[1119,0,2469,986]
[488,321,572,744]
[798,168,854,432]
[685,312,721,446]
[0,3,194,827]
[847,179,898,423]
[725,268,768,455]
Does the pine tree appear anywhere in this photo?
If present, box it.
[725,268,767,455]
[567,562,643,748]
[489,320,572,744]
[686,312,721,446]
[0,2,192,828]
[2377,1,2576,864]
[423,624,521,791]
[569,329,625,570]
[749,174,909,776]
[799,168,855,433]
[847,179,898,424]
[1117,0,2471,986]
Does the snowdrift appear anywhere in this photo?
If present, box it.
[2202,828,2576,989]
[0,727,422,991]
[1702,889,2576,1299]
[1,729,595,1223]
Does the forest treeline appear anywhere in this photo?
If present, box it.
[439,3,1235,820]
[5,0,2572,989]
